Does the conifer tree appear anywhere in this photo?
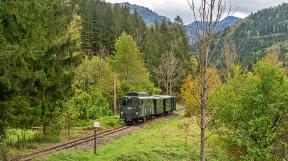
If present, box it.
[0,0,82,135]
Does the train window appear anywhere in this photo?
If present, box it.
[122,99,127,106]
[132,99,139,106]
[127,99,133,106]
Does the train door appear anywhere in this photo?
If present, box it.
[141,99,145,116]
[163,98,166,112]
[172,97,176,110]
[153,99,157,115]
[166,98,171,111]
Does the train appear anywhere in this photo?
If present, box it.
[119,92,176,124]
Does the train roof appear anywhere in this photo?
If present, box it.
[121,95,174,99]
[153,95,174,99]
[127,92,149,96]
[138,96,154,99]
[121,96,152,99]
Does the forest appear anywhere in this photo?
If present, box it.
[212,3,288,67]
[0,0,288,161]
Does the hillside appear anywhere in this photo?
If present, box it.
[119,2,171,26]
[115,3,241,43]
[215,3,288,67]
[185,16,241,42]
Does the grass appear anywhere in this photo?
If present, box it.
[42,113,233,161]
[72,115,124,130]
[7,129,36,143]
[8,115,124,158]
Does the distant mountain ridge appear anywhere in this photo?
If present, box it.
[185,16,242,42]
[119,2,171,26]
[115,2,241,42]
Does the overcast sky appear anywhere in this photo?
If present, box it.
[105,0,288,24]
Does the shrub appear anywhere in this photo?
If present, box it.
[88,92,113,119]
[97,115,123,129]
[210,57,288,160]
[0,137,8,161]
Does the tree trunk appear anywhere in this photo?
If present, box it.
[113,74,117,114]
[43,124,47,135]
[200,38,209,161]
[166,83,169,95]
[169,82,172,95]
[200,80,207,161]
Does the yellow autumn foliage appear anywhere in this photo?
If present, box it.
[180,68,221,117]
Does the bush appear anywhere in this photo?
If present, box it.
[74,92,92,120]
[88,92,113,119]
[6,128,36,143]
[97,115,123,129]
[0,137,8,161]
[210,57,288,160]
[71,116,123,130]
[71,119,94,128]
[33,134,60,143]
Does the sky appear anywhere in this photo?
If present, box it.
[105,0,288,24]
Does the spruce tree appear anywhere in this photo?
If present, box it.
[0,0,82,135]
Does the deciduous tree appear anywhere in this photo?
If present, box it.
[187,0,230,159]
[211,55,288,160]
[110,33,153,94]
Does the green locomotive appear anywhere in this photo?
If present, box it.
[120,92,176,124]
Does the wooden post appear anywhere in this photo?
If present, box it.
[94,128,97,154]
[93,121,100,154]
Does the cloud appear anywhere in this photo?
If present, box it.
[105,0,288,24]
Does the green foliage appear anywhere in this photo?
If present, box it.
[213,3,288,67]
[70,91,113,120]
[74,92,92,120]
[142,22,192,92]
[88,92,112,119]
[32,135,60,144]
[210,56,288,160]
[111,33,154,94]
[0,0,83,135]
[97,115,123,129]
[72,56,114,118]
[0,137,8,161]
[75,0,146,58]
[71,115,122,130]
[6,129,35,143]
[74,56,114,96]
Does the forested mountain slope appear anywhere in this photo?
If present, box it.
[77,0,191,90]
[214,3,288,67]
[76,0,147,57]
[119,2,171,26]
[185,16,241,42]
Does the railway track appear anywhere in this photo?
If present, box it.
[12,108,185,161]
[12,126,131,161]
